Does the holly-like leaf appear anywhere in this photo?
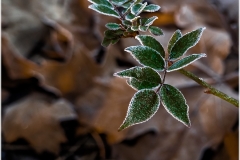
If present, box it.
[88,0,113,8]
[118,89,160,131]
[105,23,121,30]
[160,84,190,127]
[167,53,207,72]
[138,25,148,32]
[89,4,120,18]
[143,4,161,12]
[144,16,158,26]
[131,2,147,15]
[114,66,161,90]
[170,27,205,60]
[136,35,165,58]
[168,30,182,54]
[148,26,163,36]
[125,46,165,71]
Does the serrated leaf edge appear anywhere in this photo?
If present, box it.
[118,89,160,131]
[160,85,191,127]
[167,53,207,72]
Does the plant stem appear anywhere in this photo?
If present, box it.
[109,0,125,20]
[156,60,168,93]
[178,69,239,108]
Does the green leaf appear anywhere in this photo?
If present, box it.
[118,89,160,131]
[160,84,190,127]
[136,35,165,58]
[131,2,147,15]
[105,23,121,30]
[114,66,161,90]
[125,46,165,71]
[144,16,158,26]
[89,4,120,18]
[170,27,205,60]
[102,29,124,47]
[167,30,182,54]
[122,0,133,8]
[88,0,113,8]
[167,53,207,72]
[122,20,132,27]
[126,12,136,21]
[148,26,163,36]
[131,26,139,31]
[110,0,129,6]
[139,18,148,25]
[138,25,148,32]
[143,4,161,12]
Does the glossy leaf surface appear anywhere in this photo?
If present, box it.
[125,46,165,71]
[160,84,190,127]
[136,35,165,58]
[167,53,207,72]
[170,28,205,60]
[119,89,160,131]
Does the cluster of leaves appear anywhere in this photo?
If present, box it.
[88,0,206,131]
[88,0,163,47]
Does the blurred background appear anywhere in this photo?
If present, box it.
[1,0,239,159]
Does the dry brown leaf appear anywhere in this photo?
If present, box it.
[2,93,77,154]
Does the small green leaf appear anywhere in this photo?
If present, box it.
[167,53,207,72]
[102,29,124,47]
[114,66,161,90]
[139,18,148,25]
[122,20,132,27]
[131,26,139,31]
[148,26,163,36]
[89,4,120,18]
[160,84,190,127]
[136,35,165,58]
[118,89,160,131]
[125,46,165,71]
[131,2,147,15]
[138,25,148,32]
[167,30,182,54]
[143,4,161,12]
[105,23,121,30]
[122,0,133,8]
[144,16,158,26]
[126,12,136,21]
[110,0,129,6]
[102,37,112,47]
[88,0,113,8]
[170,27,205,60]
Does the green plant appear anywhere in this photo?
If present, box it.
[88,0,239,131]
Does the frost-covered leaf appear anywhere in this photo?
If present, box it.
[122,20,132,27]
[105,23,121,30]
[118,89,160,131]
[148,26,163,36]
[102,29,124,47]
[126,12,136,21]
[138,26,148,32]
[110,0,130,6]
[131,2,147,15]
[143,4,161,12]
[88,0,113,8]
[114,66,161,90]
[168,30,182,54]
[140,18,148,25]
[160,84,190,127]
[136,35,165,58]
[131,26,139,31]
[125,46,165,71]
[144,16,158,26]
[167,54,207,72]
[89,4,120,18]
[170,27,205,60]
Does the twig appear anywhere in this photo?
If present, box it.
[178,69,239,107]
